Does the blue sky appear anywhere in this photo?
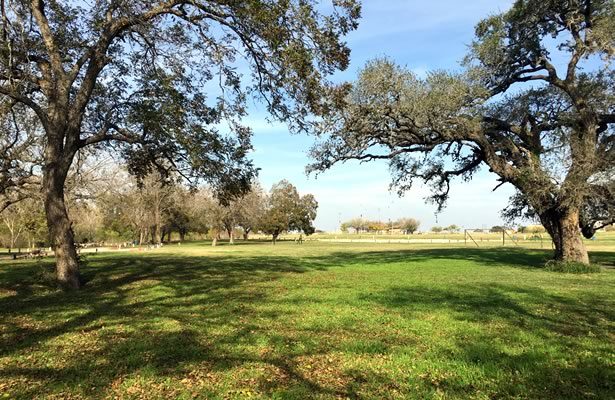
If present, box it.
[249,0,516,232]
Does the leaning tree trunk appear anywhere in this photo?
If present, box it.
[540,208,589,265]
[43,169,81,289]
[228,229,234,245]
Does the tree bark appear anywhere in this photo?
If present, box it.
[44,169,81,289]
[228,228,234,245]
[154,223,161,244]
[540,208,589,265]
[153,200,161,244]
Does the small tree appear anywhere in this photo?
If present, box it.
[259,180,318,243]
[235,186,266,240]
[203,197,225,247]
[0,197,47,249]
[343,218,367,234]
[166,188,193,242]
[366,220,387,233]
[70,202,104,245]
[431,226,443,233]
[340,222,350,233]
[207,184,267,244]
[446,224,460,233]
[397,218,420,234]
[1,203,27,249]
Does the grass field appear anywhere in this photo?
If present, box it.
[307,231,615,247]
[254,231,615,252]
[1,241,614,399]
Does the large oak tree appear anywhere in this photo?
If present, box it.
[0,0,360,288]
[310,0,614,264]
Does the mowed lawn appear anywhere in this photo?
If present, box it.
[0,242,614,399]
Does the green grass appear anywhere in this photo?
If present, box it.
[544,260,603,273]
[1,242,614,399]
[271,231,615,251]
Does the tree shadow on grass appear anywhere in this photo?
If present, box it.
[322,247,550,269]
[0,252,349,398]
[357,282,614,398]
[321,246,614,270]
[0,245,613,398]
[360,283,614,337]
[590,250,615,267]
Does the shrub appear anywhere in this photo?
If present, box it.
[544,260,602,274]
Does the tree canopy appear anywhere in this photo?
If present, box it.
[397,218,420,234]
[310,0,614,264]
[259,180,318,242]
[0,0,360,288]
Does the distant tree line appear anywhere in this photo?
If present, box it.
[0,170,317,249]
[339,219,471,235]
[340,218,421,234]
[431,225,460,233]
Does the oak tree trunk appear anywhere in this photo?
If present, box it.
[44,171,81,289]
[541,208,589,265]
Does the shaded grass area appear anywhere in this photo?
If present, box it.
[0,242,614,399]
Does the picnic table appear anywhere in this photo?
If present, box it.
[8,248,49,260]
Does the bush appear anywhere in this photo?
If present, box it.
[544,260,602,274]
